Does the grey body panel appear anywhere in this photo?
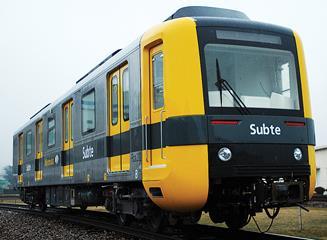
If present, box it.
[13,37,143,188]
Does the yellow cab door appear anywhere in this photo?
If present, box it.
[149,44,166,167]
[63,100,74,177]
[108,64,131,172]
[35,120,43,181]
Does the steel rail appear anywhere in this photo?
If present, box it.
[0,203,314,240]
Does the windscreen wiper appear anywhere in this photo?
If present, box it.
[215,59,250,115]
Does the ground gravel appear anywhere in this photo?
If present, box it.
[0,209,138,240]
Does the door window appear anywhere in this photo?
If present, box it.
[152,52,164,109]
[111,76,119,125]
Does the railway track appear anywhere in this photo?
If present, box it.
[0,203,314,240]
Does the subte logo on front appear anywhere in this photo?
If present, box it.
[250,123,281,136]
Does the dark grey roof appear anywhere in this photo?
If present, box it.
[165,6,249,21]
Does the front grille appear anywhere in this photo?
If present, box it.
[232,165,310,177]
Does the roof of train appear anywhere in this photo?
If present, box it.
[14,6,292,135]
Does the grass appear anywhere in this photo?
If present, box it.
[199,207,327,240]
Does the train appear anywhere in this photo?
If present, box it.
[13,6,316,230]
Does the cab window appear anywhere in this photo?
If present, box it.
[152,52,164,109]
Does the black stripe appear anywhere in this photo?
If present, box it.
[54,115,314,165]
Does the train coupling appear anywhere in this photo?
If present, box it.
[271,181,304,204]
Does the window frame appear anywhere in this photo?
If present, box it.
[81,89,96,135]
[47,116,56,148]
[26,130,32,156]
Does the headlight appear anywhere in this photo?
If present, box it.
[294,148,302,161]
[218,147,232,161]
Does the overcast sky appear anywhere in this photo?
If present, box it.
[0,0,326,169]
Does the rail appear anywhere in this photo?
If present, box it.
[0,202,315,240]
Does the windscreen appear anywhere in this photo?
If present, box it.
[204,44,300,110]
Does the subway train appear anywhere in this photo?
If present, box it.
[13,6,316,230]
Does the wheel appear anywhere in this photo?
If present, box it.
[116,213,133,226]
[147,210,163,232]
[39,201,47,212]
[209,208,224,223]
[225,207,250,230]
[80,205,87,211]
[28,203,36,209]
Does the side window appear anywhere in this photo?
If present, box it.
[122,68,129,121]
[26,130,32,156]
[47,117,55,147]
[82,90,95,133]
[152,52,164,109]
[111,76,118,125]
[18,133,23,160]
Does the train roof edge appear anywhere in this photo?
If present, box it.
[165,6,250,21]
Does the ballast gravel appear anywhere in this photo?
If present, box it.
[0,209,137,240]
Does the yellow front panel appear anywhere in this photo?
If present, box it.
[308,145,316,199]
[143,145,208,212]
[294,33,316,199]
[294,32,312,118]
[141,18,207,212]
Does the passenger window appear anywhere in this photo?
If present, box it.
[111,76,118,125]
[26,130,32,156]
[152,52,164,109]
[47,117,55,147]
[122,68,129,121]
[82,90,95,133]
[64,106,69,142]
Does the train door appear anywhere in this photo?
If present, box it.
[18,133,24,184]
[35,120,43,181]
[108,64,130,172]
[120,65,130,171]
[62,100,74,177]
[149,45,166,166]
[109,70,121,172]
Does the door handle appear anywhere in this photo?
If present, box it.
[144,116,148,162]
[160,110,166,159]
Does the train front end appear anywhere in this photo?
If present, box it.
[140,7,315,230]
[196,17,316,228]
